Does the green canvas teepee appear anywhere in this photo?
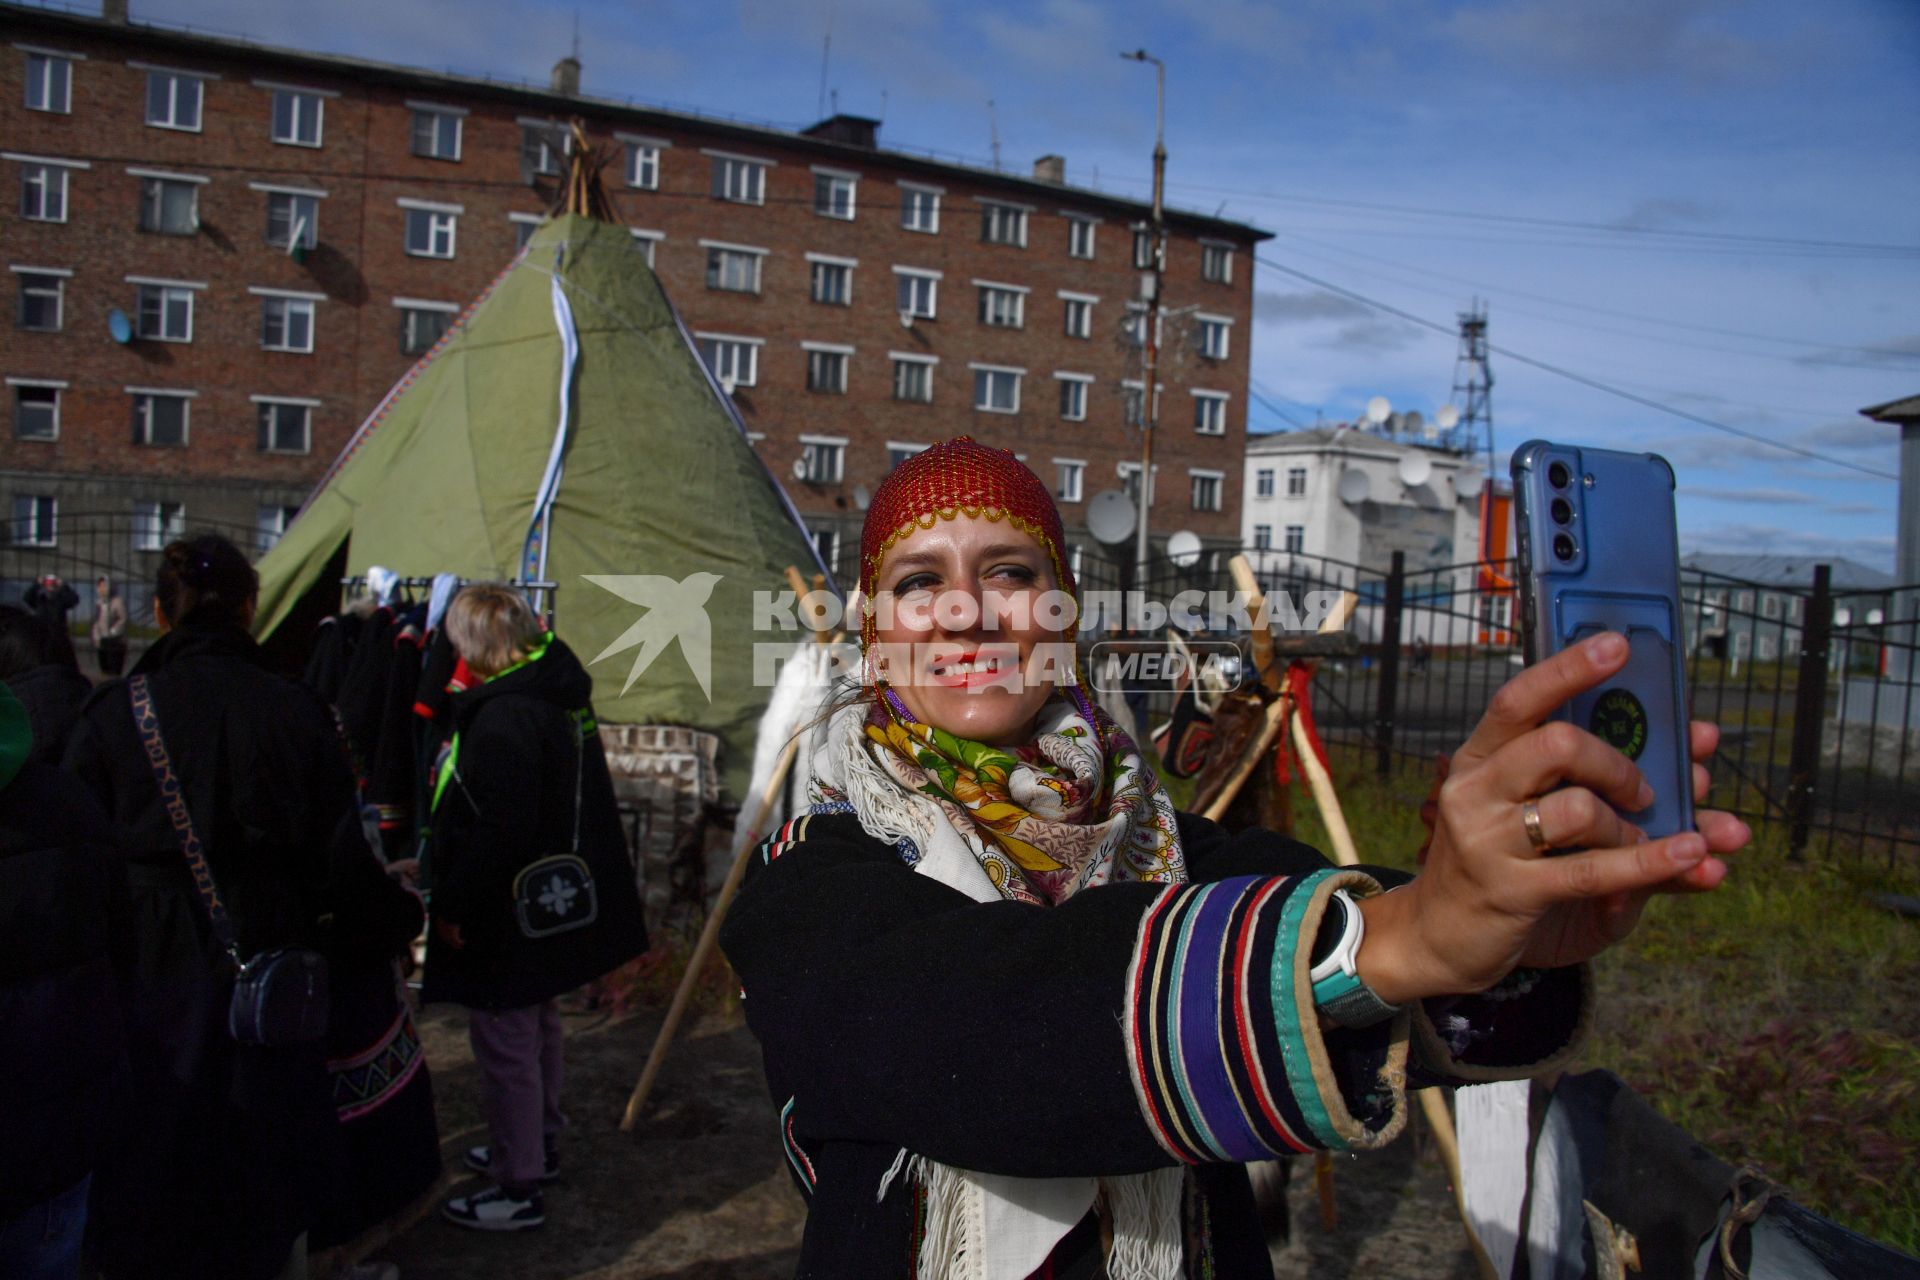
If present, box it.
[254,214,826,800]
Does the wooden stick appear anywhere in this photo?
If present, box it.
[1290,711,1360,868]
[619,733,801,1131]
[1200,694,1291,823]
[1227,554,1278,692]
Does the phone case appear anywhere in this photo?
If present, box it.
[1511,440,1695,840]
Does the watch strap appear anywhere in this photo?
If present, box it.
[1313,968,1401,1028]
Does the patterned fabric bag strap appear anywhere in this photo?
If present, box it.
[128,674,242,970]
[568,707,590,857]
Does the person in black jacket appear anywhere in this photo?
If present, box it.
[719,438,1750,1278]
[0,605,91,766]
[64,535,428,1280]
[0,680,129,1280]
[423,584,647,1233]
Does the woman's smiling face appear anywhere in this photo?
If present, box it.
[869,515,1077,746]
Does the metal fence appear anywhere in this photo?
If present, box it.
[1073,543,1917,865]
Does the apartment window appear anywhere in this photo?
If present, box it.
[522,123,566,178]
[1132,225,1156,269]
[259,294,316,352]
[1055,459,1085,504]
[799,437,846,484]
[255,398,313,454]
[980,201,1029,247]
[1202,241,1234,284]
[809,256,853,306]
[130,391,190,447]
[11,382,61,439]
[623,136,664,189]
[976,282,1026,329]
[1762,594,1782,620]
[132,500,186,551]
[135,282,195,342]
[11,495,56,546]
[1284,525,1305,554]
[813,168,857,220]
[1057,374,1090,422]
[697,334,761,389]
[138,176,200,235]
[511,213,543,250]
[896,269,939,320]
[1122,303,1159,349]
[25,52,73,114]
[410,105,463,160]
[264,191,319,250]
[900,183,941,233]
[1061,293,1094,339]
[1253,524,1272,550]
[1196,314,1232,360]
[1190,471,1224,512]
[145,69,203,131]
[20,162,70,222]
[891,355,934,403]
[1067,216,1096,260]
[887,441,928,469]
[402,204,459,259]
[1122,381,1151,427]
[1255,468,1275,499]
[1193,391,1228,436]
[397,303,456,355]
[257,504,301,553]
[1119,463,1156,505]
[16,270,65,331]
[804,344,850,394]
[1287,466,1307,497]
[270,89,324,146]
[709,153,767,204]
[705,243,765,293]
[972,365,1022,414]
[630,229,663,267]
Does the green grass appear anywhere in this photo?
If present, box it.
[1280,750,1920,1253]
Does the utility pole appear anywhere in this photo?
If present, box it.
[1123,48,1165,585]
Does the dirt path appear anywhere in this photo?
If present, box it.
[373,1003,1473,1279]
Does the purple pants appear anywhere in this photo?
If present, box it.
[468,1001,566,1190]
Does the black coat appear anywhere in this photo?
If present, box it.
[721,808,1591,1279]
[7,659,92,766]
[64,623,421,1280]
[0,757,129,1217]
[420,637,647,1011]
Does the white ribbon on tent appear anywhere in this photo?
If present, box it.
[521,267,582,585]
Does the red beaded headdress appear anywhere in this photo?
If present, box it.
[858,436,1077,654]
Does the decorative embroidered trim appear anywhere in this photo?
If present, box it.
[779,1096,817,1196]
[758,814,814,865]
[327,1006,426,1123]
[1124,870,1405,1160]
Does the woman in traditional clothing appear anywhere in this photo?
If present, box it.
[721,437,1748,1278]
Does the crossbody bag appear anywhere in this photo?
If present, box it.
[129,675,330,1046]
[510,706,599,940]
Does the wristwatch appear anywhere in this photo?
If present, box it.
[1309,889,1402,1029]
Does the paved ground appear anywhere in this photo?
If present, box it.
[357,1001,1474,1279]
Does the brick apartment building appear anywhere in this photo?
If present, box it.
[2,1,1268,591]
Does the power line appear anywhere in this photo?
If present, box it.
[1251,254,1900,482]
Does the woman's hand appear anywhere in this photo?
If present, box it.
[1356,631,1751,1003]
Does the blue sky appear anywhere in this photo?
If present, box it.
[116,0,1920,570]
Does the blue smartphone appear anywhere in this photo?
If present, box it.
[1510,441,1695,841]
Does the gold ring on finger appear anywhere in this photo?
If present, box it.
[1521,799,1552,853]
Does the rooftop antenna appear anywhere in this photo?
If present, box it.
[988,98,1001,170]
[879,89,887,121]
[830,88,839,115]
[571,9,580,62]
[816,30,831,119]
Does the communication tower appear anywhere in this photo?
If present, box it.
[1451,299,1494,475]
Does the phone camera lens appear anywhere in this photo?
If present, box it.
[1550,497,1574,525]
[1552,533,1577,562]
[1547,461,1572,489]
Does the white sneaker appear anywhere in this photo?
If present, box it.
[441,1185,545,1232]
[462,1144,560,1183]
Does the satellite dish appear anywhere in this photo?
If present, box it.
[1387,411,1405,436]
[1166,529,1202,567]
[1453,469,1485,499]
[1398,452,1432,488]
[1435,404,1461,430]
[1365,395,1391,425]
[791,457,808,481]
[1404,410,1425,437]
[853,484,871,511]
[108,308,133,344]
[1086,489,1138,545]
[1337,468,1372,505]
